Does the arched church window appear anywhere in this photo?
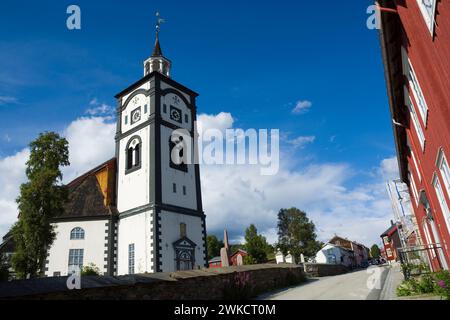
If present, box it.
[169,136,187,172]
[70,227,85,240]
[125,136,142,173]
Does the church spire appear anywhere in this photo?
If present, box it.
[143,11,171,77]
[152,35,163,57]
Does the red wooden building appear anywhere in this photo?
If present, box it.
[380,223,402,262]
[379,0,450,271]
[208,249,248,268]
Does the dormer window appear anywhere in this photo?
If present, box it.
[125,136,142,174]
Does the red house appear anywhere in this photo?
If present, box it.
[379,0,450,271]
[380,223,402,263]
[229,249,248,266]
[208,249,248,268]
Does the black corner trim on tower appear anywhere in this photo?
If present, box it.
[106,215,118,276]
[201,215,208,267]
[154,209,162,272]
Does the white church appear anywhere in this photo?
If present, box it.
[43,29,207,276]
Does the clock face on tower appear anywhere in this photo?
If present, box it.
[131,107,141,124]
[170,106,182,123]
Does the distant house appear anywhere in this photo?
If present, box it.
[328,235,370,267]
[380,222,402,263]
[314,243,354,268]
[208,249,248,268]
[208,256,222,268]
[230,249,248,266]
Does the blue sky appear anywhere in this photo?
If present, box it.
[0,0,398,246]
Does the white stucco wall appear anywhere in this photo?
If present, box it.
[121,82,150,109]
[45,219,108,277]
[117,126,151,213]
[315,244,343,264]
[158,210,205,272]
[117,210,154,275]
[160,125,198,210]
[160,81,191,103]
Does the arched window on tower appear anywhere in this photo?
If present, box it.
[169,135,187,172]
[125,136,142,173]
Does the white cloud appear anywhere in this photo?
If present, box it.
[291,100,312,114]
[0,149,29,237]
[62,116,116,183]
[197,112,233,133]
[198,113,397,247]
[286,135,316,149]
[85,98,114,116]
[0,96,18,105]
[379,156,399,180]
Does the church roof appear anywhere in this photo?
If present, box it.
[56,158,118,221]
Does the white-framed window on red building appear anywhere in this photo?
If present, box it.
[386,248,393,257]
[423,220,436,258]
[436,148,450,199]
[404,88,426,151]
[409,170,420,207]
[401,47,429,127]
[411,151,422,182]
[432,173,450,234]
[416,0,437,35]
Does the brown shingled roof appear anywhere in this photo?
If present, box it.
[57,158,118,220]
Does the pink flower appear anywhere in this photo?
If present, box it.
[437,280,446,289]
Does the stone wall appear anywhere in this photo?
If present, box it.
[0,264,305,300]
[303,263,349,277]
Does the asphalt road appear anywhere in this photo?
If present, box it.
[260,265,389,300]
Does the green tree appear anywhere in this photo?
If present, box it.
[276,207,322,261]
[370,244,381,259]
[229,243,244,254]
[81,263,101,276]
[11,132,70,279]
[206,235,224,260]
[243,224,270,264]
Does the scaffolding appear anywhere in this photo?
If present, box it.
[386,179,421,247]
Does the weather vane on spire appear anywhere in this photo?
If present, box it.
[155,11,166,36]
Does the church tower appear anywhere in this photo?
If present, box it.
[114,17,206,274]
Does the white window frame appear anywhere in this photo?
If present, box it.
[404,87,426,151]
[436,148,450,199]
[432,173,450,234]
[411,151,422,182]
[423,220,436,258]
[68,248,84,271]
[70,227,85,240]
[409,171,420,207]
[386,248,393,257]
[416,0,437,35]
[401,47,429,126]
